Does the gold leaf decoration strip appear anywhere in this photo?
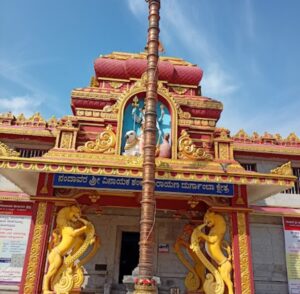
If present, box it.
[23,202,47,294]
[237,212,251,294]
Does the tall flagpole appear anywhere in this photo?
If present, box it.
[135,0,160,293]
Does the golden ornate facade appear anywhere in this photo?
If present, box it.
[0,52,297,294]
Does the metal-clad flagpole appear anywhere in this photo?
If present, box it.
[135,0,160,293]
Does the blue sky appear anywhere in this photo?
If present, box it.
[1,0,300,136]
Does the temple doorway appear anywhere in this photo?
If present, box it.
[118,231,140,283]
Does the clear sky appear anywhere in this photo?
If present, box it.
[1,0,300,137]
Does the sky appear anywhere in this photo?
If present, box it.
[1,0,300,137]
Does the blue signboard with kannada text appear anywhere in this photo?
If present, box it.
[53,173,234,197]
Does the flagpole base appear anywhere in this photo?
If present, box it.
[133,284,158,294]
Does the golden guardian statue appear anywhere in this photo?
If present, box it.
[42,205,99,294]
[190,211,233,294]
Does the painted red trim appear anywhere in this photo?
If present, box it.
[18,202,54,294]
[36,203,54,293]
[36,173,54,196]
[231,212,242,294]
[0,133,54,142]
[245,212,255,294]
[241,184,248,206]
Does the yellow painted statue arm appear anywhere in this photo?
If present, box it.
[74,225,88,236]
[196,226,218,244]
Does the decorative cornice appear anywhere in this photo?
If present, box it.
[234,130,300,146]
[15,112,46,127]
[102,51,194,66]
[0,127,55,137]
[233,143,300,156]
[0,156,295,187]
[174,97,223,110]
[71,89,119,100]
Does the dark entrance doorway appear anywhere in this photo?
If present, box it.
[119,232,140,283]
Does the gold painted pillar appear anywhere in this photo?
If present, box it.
[19,201,54,294]
[19,173,55,294]
[231,185,255,294]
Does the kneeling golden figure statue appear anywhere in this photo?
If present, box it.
[42,205,99,294]
[190,211,233,294]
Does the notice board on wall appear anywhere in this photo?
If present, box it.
[283,217,300,294]
[0,202,32,284]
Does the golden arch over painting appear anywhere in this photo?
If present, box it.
[115,74,178,159]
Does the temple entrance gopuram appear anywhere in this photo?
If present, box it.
[0,50,295,294]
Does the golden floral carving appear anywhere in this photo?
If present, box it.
[109,81,123,89]
[237,212,251,294]
[24,202,47,294]
[108,73,180,117]
[102,103,119,113]
[78,125,116,154]
[178,130,212,160]
[271,161,293,176]
[172,86,188,95]
[0,141,20,157]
